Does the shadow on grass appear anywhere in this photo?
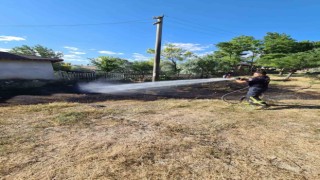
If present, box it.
[268,104,320,110]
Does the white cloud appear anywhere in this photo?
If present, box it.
[98,50,124,55]
[70,51,86,55]
[64,46,79,51]
[64,54,80,59]
[62,47,88,64]
[169,43,211,52]
[0,35,26,42]
[132,53,152,61]
[0,48,11,52]
[63,54,87,62]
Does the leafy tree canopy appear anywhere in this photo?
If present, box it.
[91,56,128,72]
[10,44,66,71]
[184,54,220,78]
[52,62,72,71]
[216,36,262,71]
[257,48,320,75]
[263,32,296,54]
[10,44,63,58]
[148,44,193,74]
[131,60,153,73]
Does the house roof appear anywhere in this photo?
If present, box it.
[0,51,63,63]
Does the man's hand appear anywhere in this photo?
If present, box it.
[235,77,248,84]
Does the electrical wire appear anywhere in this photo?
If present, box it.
[0,15,240,38]
[166,21,221,37]
[0,19,152,28]
[167,16,239,35]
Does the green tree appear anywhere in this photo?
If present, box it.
[211,51,235,72]
[128,60,154,81]
[231,36,263,71]
[261,33,320,75]
[91,56,128,72]
[215,42,240,64]
[257,49,320,79]
[52,62,72,71]
[293,41,316,53]
[184,54,219,78]
[148,44,192,74]
[10,44,63,58]
[263,32,296,54]
[314,41,320,49]
[131,60,153,73]
[216,36,262,72]
[10,44,66,71]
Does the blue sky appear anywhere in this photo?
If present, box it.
[0,0,319,65]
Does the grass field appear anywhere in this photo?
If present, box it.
[1,76,320,179]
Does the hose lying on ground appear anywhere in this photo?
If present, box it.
[221,86,249,104]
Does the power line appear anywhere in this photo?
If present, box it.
[168,16,238,34]
[0,19,152,28]
[167,16,240,35]
[167,20,220,35]
[166,20,226,37]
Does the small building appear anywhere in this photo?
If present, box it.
[236,62,252,75]
[0,51,63,80]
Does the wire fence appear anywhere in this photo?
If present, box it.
[54,70,203,82]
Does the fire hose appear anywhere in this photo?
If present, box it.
[221,86,249,104]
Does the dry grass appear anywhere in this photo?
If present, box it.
[0,77,320,179]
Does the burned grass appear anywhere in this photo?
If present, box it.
[0,77,319,179]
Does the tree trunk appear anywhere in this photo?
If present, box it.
[284,70,295,80]
[250,53,255,73]
[172,61,177,75]
[279,68,284,76]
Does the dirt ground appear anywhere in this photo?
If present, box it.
[0,77,320,179]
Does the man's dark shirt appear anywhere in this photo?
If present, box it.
[248,76,270,90]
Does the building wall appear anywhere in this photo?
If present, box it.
[0,60,55,80]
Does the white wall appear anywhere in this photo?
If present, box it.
[0,60,56,80]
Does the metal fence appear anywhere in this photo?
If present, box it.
[55,71,200,81]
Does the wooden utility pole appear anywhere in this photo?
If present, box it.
[152,15,164,82]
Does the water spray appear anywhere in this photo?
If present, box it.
[79,78,233,94]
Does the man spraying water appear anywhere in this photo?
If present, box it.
[236,70,270,108]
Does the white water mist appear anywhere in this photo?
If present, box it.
[79,78,232,94]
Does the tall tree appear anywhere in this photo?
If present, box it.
[211,51,235,72]
[257,49,320,79]
[10,44,66,71]
[293,41,315,53]
[131,60,153,73]
[129,60,154,81]
[215,42,240,64]
[216,36,263,72]
[231,36,263,72]
[184,54,219,78]
[148,44,192,74]
[10,44,63,58]
[263,32,296,54]
[261,33,320,75]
